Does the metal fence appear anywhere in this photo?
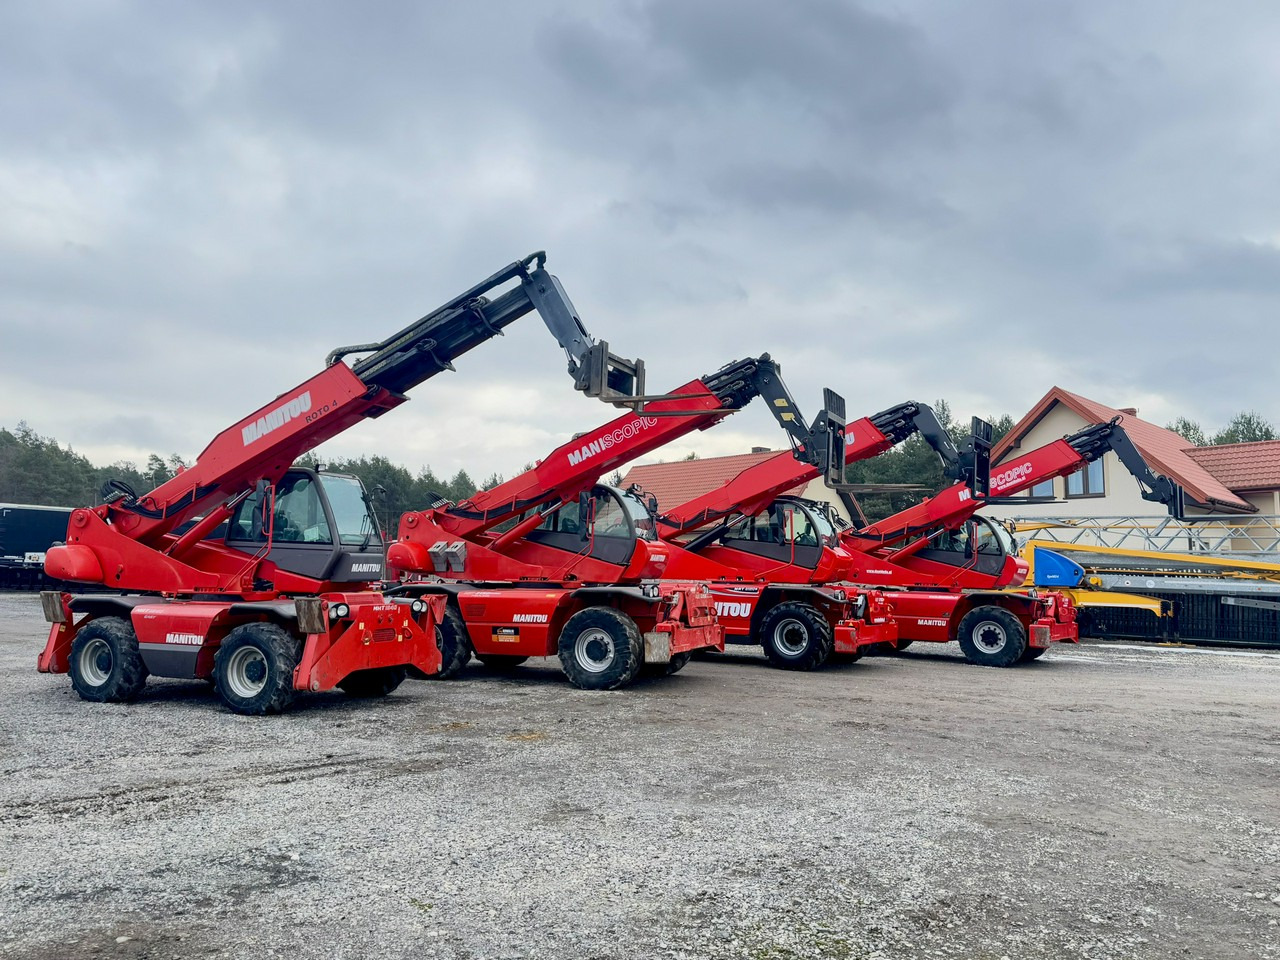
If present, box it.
[1010,515,1280,558]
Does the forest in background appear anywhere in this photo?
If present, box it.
[2,406,1274,531]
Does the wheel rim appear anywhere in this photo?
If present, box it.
[972,620,1007,655]
[225,646,270,699]
[77,637,113,687]
[772,618,810,657]
[574,628,616,674]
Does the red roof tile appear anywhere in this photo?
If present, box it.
[1186,440,1280,492]
[619,450,807,510]
[992,386,1255,513]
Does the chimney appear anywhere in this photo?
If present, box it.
[751,446,770,454]
[1119,408,1138,417]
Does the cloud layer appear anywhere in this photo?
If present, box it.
[3,0,1278,482]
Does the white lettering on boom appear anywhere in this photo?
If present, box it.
[241,392,313,446]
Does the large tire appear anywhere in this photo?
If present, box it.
[558,607,643,690]
[1021,645,1049,662]
[338,666,407,698]
[429,605,473,680]
[893,639,914,652]
[68,616,148,703]
[213,622,301,715]
[957,607,1027,667]
[476,653,529,672]
[642,651,693,678]
[758,601,834,671]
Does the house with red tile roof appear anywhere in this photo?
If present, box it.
[1186,440,1280,514]
[984,386,1280,520]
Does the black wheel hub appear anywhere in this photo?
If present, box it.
[245,660,267,684]
[585,638,609,663]
[95,650,112,673]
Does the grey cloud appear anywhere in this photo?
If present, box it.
[3,0,1280,482]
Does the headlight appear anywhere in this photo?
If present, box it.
[330,602,350,620]
[410,599,427,615]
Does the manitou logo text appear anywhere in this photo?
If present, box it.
[566,417,660,466]
[991,461,1034,492]
[715,601,753,618]
[241,391,313,446]
[918,618,949,627]
[512,614,549,623]
[351,563,381,574]
[164,632,203,646]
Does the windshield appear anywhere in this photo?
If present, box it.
[618,491,657,541]
[974,516,1016,557]
[320,474,381,547]
[725,500,834,548]
[804,503,839,547]
[229,475,331,544]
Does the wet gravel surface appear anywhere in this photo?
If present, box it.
[1,590,1278,959]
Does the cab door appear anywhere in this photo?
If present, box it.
[523,488,638,566]
[225,471,342,580]
[719,501,823,569]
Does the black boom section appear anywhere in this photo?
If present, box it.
[870,402,961,471]
[1065,419,1184,517]
[699,354,846,478]
[330,252,645,403]
[961,417,993,498]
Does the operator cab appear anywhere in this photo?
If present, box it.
[226,468,387,583]
[524,484,656,565]
[713,496,838,568]
[913,515,1018,578]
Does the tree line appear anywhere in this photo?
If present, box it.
[3,406,1276,531]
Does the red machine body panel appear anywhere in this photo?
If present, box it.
[707,582,896,653]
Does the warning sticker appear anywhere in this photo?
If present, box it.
[492,626,520,643]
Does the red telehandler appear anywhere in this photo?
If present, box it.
[832,417,1183,665]
[650,402,965,668]
[385,357,890,687]
[654,407,1183,666]
[37,252,647,714]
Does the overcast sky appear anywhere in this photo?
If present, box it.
[3,1,1279,485]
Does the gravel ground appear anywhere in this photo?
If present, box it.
[1,591,1278,960]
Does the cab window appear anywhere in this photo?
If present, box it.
[229,476,332,544]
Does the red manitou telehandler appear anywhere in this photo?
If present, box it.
[648,401,961,669]
[831,416,1184,665]
[656,404,1183,667]
[386,356,873,688]
[37,252,647,714]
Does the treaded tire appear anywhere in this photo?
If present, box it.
[476,653,529,672]
[829,651,863,665]
[1021,645,1049,662]
[68,616,148,703]
[338,667,407,697]
[429,605,473,680]
[558,607,643,690]
[213,622,301,715]
[893,639,914,652]
[758,601,834,671]
[642,651,693,678]
[957,607,1027,667]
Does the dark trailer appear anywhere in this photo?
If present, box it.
[0,504,72,590]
